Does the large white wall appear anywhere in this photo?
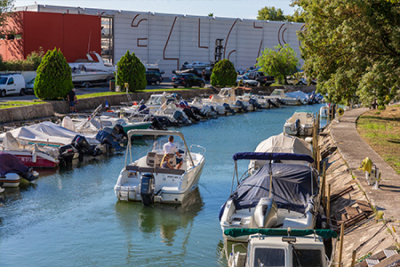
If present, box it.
[17,4,304,78]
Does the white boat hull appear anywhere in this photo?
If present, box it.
[0,173,21,187]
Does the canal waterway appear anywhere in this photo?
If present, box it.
[0,103,324,267]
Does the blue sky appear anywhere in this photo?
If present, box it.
[14,0,295,19]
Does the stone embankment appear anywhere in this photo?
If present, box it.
[319,110,400,266]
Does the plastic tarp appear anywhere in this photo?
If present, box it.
[0,152,30,176]
[254,133,312,157]
[285,90,310,102]
[233,152,314,164]
[224,228,338,239]
[229,163,318,213]
[0,122,98,146]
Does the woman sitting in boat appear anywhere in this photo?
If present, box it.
[160,154,173,169]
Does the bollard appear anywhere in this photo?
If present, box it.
[351,250,357,267]
[338,223,345,266]
[327,184,331,225]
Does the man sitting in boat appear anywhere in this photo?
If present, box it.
[163,136,183,169]
[160,154,173,169]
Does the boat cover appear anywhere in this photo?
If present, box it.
[254,133,312,157]
[229,163,318,213]
[285,90,310,101]
[0,152,30,177]
[0,122,98,146]
[224,228,338,239]
[233,152,314,164]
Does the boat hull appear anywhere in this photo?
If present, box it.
[0,173,21,187]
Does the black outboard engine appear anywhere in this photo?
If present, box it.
[249,98,261,110]
[140,173,154,206]
[59,144,76,164]
[173,110,191,126]
[183,107,200,123]
[148,115,167,130]
[72,135,102,161]
[267,99,278,108]
[235,100,248,113]
[190,106,207,119]
[278,99,286,105]
[223,103,236,115]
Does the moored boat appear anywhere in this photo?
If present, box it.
[283,111,315,136]
[219,152,320,242]
[114,129,206,205]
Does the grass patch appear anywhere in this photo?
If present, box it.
[0,100,46,109]
[357,106,400,174]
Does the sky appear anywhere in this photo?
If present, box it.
[13,0,296,19]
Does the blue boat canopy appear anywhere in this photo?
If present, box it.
[232,152,314,163]
[224,228,338,239]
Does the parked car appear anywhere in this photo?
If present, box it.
[236,75,258,87]
[146,71,163,85]
[26,78,35,93]
[172,73,205,88]
[0,74,26,97]
[245,71,274,86]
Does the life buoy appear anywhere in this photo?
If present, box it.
[338,108,344,116]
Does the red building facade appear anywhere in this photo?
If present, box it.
[0,11,101,62]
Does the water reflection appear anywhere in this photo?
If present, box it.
[115,188,204,245]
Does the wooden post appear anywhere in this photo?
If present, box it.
[321,162,327,208]
[351,250,357,267]
[338,219,345,266]
[327,184,331,224]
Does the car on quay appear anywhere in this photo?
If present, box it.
[146,70,163,85]
[236,75,258,87]
[172,73,205,88]
[246,71,275,86]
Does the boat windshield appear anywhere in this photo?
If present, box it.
[271,90,281,96]
[253,247,285,267]
[292,248,323,267]
[0,77,8,84]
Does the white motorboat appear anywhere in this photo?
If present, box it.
[114,129,206,205]
[71,69,113,84]
[0,152,40,187]
[226,228,337,267]
[219,152,320,242]
[218,88,254,112]
[69,51,115,73]
[248,132,313,172]
[283,111,315,136]
[320,105,329,118]
[270,89,302,106]
[252,95,281,109]
[286,90,312,105]
[189,97,220,118]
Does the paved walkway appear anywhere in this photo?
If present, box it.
[330,107,400,222]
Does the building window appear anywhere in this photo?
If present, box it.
[101,17,114,64]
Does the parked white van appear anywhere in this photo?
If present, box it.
[0,74,26,97]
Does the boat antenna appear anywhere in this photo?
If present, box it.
[231,160,238,194]
[87,31,92,53]
[269,159,272,198]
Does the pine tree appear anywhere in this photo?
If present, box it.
[116,50,146,92]
[34,48,73,100]
[210,59,237,87]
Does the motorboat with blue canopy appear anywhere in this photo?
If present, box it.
[219,152,320,241]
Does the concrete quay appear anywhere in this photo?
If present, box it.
[323,107,400,265]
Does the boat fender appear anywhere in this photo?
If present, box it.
[32,150,37,163]
[254,197,278,228]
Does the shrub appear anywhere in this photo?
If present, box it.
[116,50,146,92]
[0,48,44,71]
[210,59,237,87]
[34,48,73,100]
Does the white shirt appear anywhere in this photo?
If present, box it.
[163,142,177,155]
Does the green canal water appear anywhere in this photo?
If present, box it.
[0,103,325,267]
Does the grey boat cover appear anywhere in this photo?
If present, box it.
[229,163,318,214]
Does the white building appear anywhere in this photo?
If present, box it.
[16,4,304,78]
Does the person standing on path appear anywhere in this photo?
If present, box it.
[67,88,78,113]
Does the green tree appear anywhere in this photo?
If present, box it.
[208,13,214,17]
[210,59,236,87]
[257,6,286,21]
[256,44,299,84]
[116,50,146,92]
[34,48,73,100]
[0,0,14,29]
[297,0,400,108]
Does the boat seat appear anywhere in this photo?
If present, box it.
[146,152,158,167]
[126,165,139,171]
[155,167,185,175]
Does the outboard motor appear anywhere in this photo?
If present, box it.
[253,197,278,228]
[140,173,154,206]
[191,106,207,119]
[235,100,248,113]
[58,144,76,165]
[148,115,167,130]
[249,98,261,110]
[183,107,200,123]
[278,98,286,105]
[138,104,149,114]
[295,118,300,135]
[223,103,236,115]
[173,110,191,126]
[73,135,102,160]
[268,99,278,108]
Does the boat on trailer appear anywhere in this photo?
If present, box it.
[114,129,206,205]
[219,152,320,242]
